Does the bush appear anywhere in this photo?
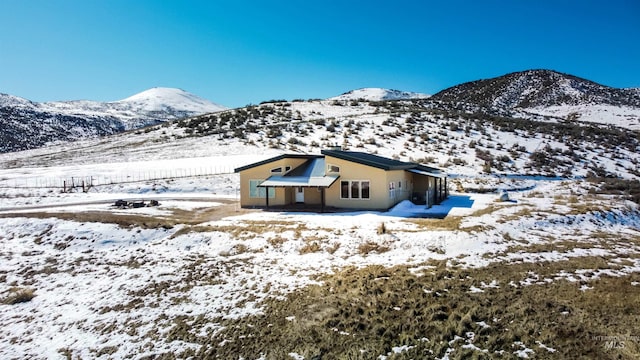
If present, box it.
[2,287,35,305]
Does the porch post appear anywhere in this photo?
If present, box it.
[444,178,448,198]
[320,187,325,213]
[265,186,270,208]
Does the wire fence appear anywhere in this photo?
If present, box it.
[0,165,235,191]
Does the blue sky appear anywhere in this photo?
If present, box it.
[1,0,638,108]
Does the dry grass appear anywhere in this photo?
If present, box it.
[299,241,322,254]
[357,241,391,255]
[405,205,498,232]
[0,200,248,230]
[173,258,640,359]
[2,287,35,305]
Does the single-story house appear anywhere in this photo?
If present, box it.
[234,149,448,211]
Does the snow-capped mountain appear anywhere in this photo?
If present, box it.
[0,88,226,153]
[329,88,430,101]
[115,87,226,115]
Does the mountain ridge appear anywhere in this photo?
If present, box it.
[431,69,640,109]
[2,69,640,155]
[0,88,226,153]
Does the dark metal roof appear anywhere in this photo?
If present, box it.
[235,150,446,179]
[234,154,321,173]
[321,150,416,170]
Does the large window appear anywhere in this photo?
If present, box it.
[249,179,275,198]
[341,180,370,199]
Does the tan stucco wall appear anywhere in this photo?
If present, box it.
[301,187,323,204]
[239,155,447,210]
[324,156,414,210]
[385,169,414,207]
[238,157,309,207]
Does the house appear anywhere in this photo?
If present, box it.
[234,149,448,211]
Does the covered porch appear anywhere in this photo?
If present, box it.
[407,165,448,207]
[258,157,339,212]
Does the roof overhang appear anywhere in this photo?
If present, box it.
[258,175,340,188]
[407,168,447,178]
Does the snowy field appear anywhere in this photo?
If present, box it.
[0,152,639,358]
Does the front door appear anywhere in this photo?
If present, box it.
[295,187,304,203]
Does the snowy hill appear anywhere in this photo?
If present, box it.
[0,88,226,153]
[432,69,640,108]
[430,69,640,129]
[3,93,639,181]
[115,87,226,114]
[329,88,430,101]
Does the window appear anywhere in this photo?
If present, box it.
[327,164,340,173]
[249,180,275,198]
[271,166,290,174]
[362,181,370,198]
[351,182,360,199]
[341,180,370,199]
[341,181,349,198]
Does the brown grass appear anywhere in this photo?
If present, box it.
[2,287,35,305]
[173,258,640,359]
[405,205,498,232]
[0,200,250,230]
[358,241,391,255]
[299,241,322,254]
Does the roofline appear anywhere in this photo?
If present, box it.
[234,154,321,173]
[414,164,446,174]
[321,149,415,171]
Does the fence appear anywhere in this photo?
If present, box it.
[1,165,235,191]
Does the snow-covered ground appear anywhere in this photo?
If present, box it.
[523,104,640,130]
[1,94,639,357]
[1,153,639,358]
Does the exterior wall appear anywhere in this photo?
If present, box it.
[301,187,323,205]
[324,156,406,210]
[238,158,309,207]
[385,169,414,208]
[239,154,448,210]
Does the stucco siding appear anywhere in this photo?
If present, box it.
[324,156,391,210]
[238,158,308,207]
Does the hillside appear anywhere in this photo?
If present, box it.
[0,88,226,153]
[431,69,640,130]
[2,96,638,182]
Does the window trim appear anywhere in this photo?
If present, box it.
[340,180,371,200]
[249,179,275,198]
[327,164,340,173]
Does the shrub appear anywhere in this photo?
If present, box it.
[2,287,35,305]
[358,241,390,255]
[299,242,322,254]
